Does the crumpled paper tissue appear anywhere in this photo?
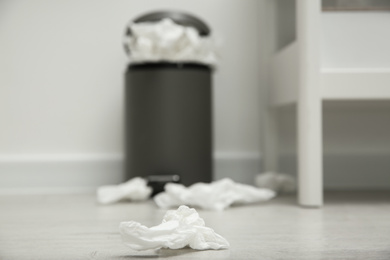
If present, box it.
[123,18,218,66]
[97,177,152,204]
[154,178,275,211]
[120,205,229,250]
[255,172,296,193]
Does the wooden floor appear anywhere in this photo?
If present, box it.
[0,191,389,260]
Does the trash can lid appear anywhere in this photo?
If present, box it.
[133,10,210,36]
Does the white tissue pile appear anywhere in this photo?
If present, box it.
[97,177,152,204]
[154,178,275,211]
[123,18,218,66]
[120,205,229,251]
[255,172,296,193]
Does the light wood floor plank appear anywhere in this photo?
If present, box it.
[0,192,389,259]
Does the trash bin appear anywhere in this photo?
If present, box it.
[124,11,214,187]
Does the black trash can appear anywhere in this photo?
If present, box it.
[124,11,213,187]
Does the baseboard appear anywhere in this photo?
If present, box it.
[213,152,261,184]
[0,153,261,194]
[0,154,124,194]
[1,152,389,194]
[279,153,390,190]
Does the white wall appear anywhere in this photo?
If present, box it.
[321,12,390,68]
[4,2,388,192]
[0,0,265,191]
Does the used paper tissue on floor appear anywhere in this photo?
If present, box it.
[97,177,152,204]
[154,178,275,211]
[120,205,229,250]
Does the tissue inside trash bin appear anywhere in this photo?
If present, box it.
[123,18,218,66]
[154,178,275,211]
[120,205,229,250]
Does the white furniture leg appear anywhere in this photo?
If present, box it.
[298,97,323,207]
[297,0,323,207]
